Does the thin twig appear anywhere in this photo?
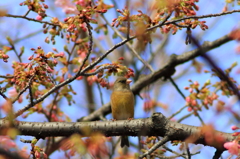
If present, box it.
[168,106,188,120]
[154,154,184,159]
[126,0,130,39]
[12,75,35,104]
[184,143,191,159]
[82,65,117,76]
[0,88,8,100]
[78,20,93,74]
[163,10,240,29]
[101,15,155,73]
[140,136,170,158]
[5,14,60,26]
[163,145,187,158]
[0,75,14,79]
[67,37,78,64]
[169,77,185,99]
[173,22,189,28]
[28,83,34,108]
[13,29,43,44]
[8,39,22,62]
[23,9,31,17]
[97,83,104,106]
[177,113,193,123]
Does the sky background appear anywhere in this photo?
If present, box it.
[0,0,240,158]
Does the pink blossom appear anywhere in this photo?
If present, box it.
[8,87,23,103]
[36,15,43,21]
[46,67,54,73]
[8,88,18,97]
[189,88,193,93]
[55,0,78,14]
[87,76,97,85]
[54,52,65,58]
[194,81,199,86]
[35,151,40,158]
[0,136,17,148]
[185,96,191,103]
[75,0,86,6]
[28,55,34,60]
[231,125,239,130]
[191,99,197,106]
[78,51,87,63]
[224,141,240,155]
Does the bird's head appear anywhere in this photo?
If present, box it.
[113,77,132,91]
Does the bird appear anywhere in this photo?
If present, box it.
[111,76,135,147]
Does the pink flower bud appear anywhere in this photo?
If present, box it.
[28,55,34,60]
[189,88,193,93]
[187,107,192,112]
[54,52,64,58]
[46,67,54,73]
[191,100,197,106]
[36,15,43,21]
[231,126,239,130]
[185,96,191,103]
[194,81,199,86]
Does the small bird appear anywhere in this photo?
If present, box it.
[111,77,134,147]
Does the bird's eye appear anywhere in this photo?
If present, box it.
[119,80,125,83]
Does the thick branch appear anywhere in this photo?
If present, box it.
[0,113,234,152]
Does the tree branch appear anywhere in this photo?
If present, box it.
[140,136,170,158]
[5,14,60,27]
[0,113,234,153]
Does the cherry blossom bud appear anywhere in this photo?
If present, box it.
[54,52,64,58]
[36,15,43,21]
[46,67,54,73]
[185,96,191,103]
[28,55,34,60]
[189,88,193,93]
[231,126,239,130]
[194,81,199,86]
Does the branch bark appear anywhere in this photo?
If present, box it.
[0,113,234,152]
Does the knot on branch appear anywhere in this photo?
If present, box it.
[151,112,168,130]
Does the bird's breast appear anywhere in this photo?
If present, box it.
[111,90,134,120]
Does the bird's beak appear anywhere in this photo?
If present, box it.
[126,79,132,84]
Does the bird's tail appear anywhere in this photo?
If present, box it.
[120,136,129,147]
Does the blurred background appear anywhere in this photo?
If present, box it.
[0,0,240,158]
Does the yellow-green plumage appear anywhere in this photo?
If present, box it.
[111,77,135,147]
